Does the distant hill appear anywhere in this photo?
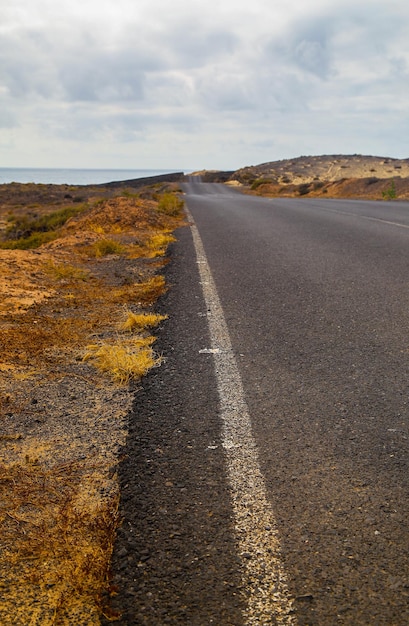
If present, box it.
[190,155,409,199]
[232,154,409,185]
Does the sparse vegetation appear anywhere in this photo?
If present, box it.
[382,179,397,200]
[251,178,272,190]
[0,230,59,249]
[0,180,184,622]
[120,311,168,332]
[147,232,176,256]
[83,337,161,384]
[92,238,126,258]
[126,275,167,305]
[45,260,89,281]
[0,205,87,249]
[240,155,409,200]
[0,459,120,622]
[157,192,184,216]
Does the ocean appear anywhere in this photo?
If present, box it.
[0,168,185,186]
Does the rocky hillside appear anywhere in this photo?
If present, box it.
[191,155,409,198]
[233,154,409,185]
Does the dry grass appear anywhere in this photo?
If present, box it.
[113,275,167,306]
[44,260,90,281]
[157,192,184,216]
[0,185,185,623]
[91,239,126,258]
[0,459,120,624]
[83,337,161,385]
[83,310,167,384]
[147,233,176,257]
[120,311,168,332]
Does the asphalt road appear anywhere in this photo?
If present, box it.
[108,181,409,625]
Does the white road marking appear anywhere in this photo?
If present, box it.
[199,348,222,354]
[309,204,409,230]
[187,207,297,625]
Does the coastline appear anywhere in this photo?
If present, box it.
[0,168,187,186]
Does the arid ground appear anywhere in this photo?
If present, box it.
[0,179,184,624]
[200,154,409,200]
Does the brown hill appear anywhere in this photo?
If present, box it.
[233,154,409,185]
[211,155,408,200]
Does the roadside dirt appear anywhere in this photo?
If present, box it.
[0,181,184,624]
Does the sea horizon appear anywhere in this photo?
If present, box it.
[0,167,187,186]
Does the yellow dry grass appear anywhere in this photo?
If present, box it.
[111,275,167,306]
[0,187,185,623]
[44,260,90,281]
[0,459,120,624]
[91,239,126,258]
[83,337,161,385]
[120,311,168,332]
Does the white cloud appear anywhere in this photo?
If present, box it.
[1,0,409,169]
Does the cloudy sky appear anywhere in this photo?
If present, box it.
[1,0,409,170]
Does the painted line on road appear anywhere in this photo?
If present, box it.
[310,204,409,230]
[186,207,297,625]
[358,215,409,229]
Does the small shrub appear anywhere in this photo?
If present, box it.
[251,178,272,190]
[89,223,105,235]
[120,189,140,199]
[158,193,184,216]
[382,180,397,200]
[92,239,126,258]
[298,183,311,196]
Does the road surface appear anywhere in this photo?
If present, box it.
[108,181,409,625]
